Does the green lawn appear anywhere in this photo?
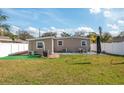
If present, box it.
[0,55,41,60]
[0,54,124,84]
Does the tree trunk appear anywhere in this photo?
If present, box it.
[96,36,101,54]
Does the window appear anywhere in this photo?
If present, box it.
[81,40,87,46]
[36,41,44,49]
[57,40,63,46]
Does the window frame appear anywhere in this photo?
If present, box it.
[36,41,44,49]
[57,40,64,46]
[81,40,87,46]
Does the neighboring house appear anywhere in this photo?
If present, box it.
[112,37,124,42]
[0,36,12,43]
[0,36,27,43]
[28,37,90,55]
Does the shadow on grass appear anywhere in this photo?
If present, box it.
[111,62,124,65]
[67,62,91,65]
[0,55,42,60]
[102,52,124,57]
[27,55,41,58]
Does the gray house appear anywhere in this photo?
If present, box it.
[28,37,90,56]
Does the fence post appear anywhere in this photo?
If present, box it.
[11,43,12,54]
[18,44,19,52]
[23,44,25,51]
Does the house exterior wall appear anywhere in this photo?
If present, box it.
[28,37,90,55]
[28,38,53,55]
[54,38,90,52]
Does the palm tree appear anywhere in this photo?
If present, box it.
[98,26,112,42]
[98,26,102,37]
[101,32,112,42]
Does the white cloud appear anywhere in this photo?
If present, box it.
[101,9,121,33]
[27,26,38,31]
[103,9,124,33]
[26,26,39,35]
[89,8,101,14]
[10,26,41,37]
[118,20,124,24]
[107,24,119,30]
[10,25,95,37]
[103,10,111,17]
[50,27,65,37]
[76,26,94,33]
[10,25,21,35]
[39,26,94,37]
[109,31,120,36]
[50,27,56,30]
[47,26,94,37]
[26,26,48,37]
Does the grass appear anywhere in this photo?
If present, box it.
[0,54,124,84]
[0,55,41,60]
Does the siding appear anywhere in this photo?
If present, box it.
[28,38,53,54]
[54,38,90,52]
[29,38,90,54]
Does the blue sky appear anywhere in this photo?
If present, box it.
[1,8,124,37]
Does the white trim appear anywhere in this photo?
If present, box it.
[28,37,90,41]
[57,40,64,46]
[81,40,87,47]
[51,39,54,54]
[36,41,45,50]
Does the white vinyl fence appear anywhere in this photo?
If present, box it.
[91,42,124,55]
[0,43,28,57]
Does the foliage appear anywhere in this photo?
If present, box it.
[10,35,17,41]
[87,32,97,43]
[41,32,57,37]
[61,32,71,37]
[74,31,85,37]
[0,10,10,33]
[0,30,17,41]
[101,32,112,42]
[98,26,112,42]
[118,31,124,37]
[18,30,34,40]
[0,13,8,22]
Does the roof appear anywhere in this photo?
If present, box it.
[112,37,124,42]
[0,36,12,42]
[28,37,90,41]
[0,36,27,43]
[0,36,11,39]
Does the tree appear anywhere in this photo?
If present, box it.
[87,32,97,43]
[99,26,102,37]
[0,11,8,21]
[74,31,85,37]
[18,31,34,40]
[0,10,10,35]
[41,32,57,37]
[10,35,17,41]
[0,29,17,41]
[61,32,71,37]
[96,36,101,54]
[101,32,112,42]
[118,31,124,37]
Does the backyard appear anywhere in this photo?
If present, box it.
[0,54,124,84]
